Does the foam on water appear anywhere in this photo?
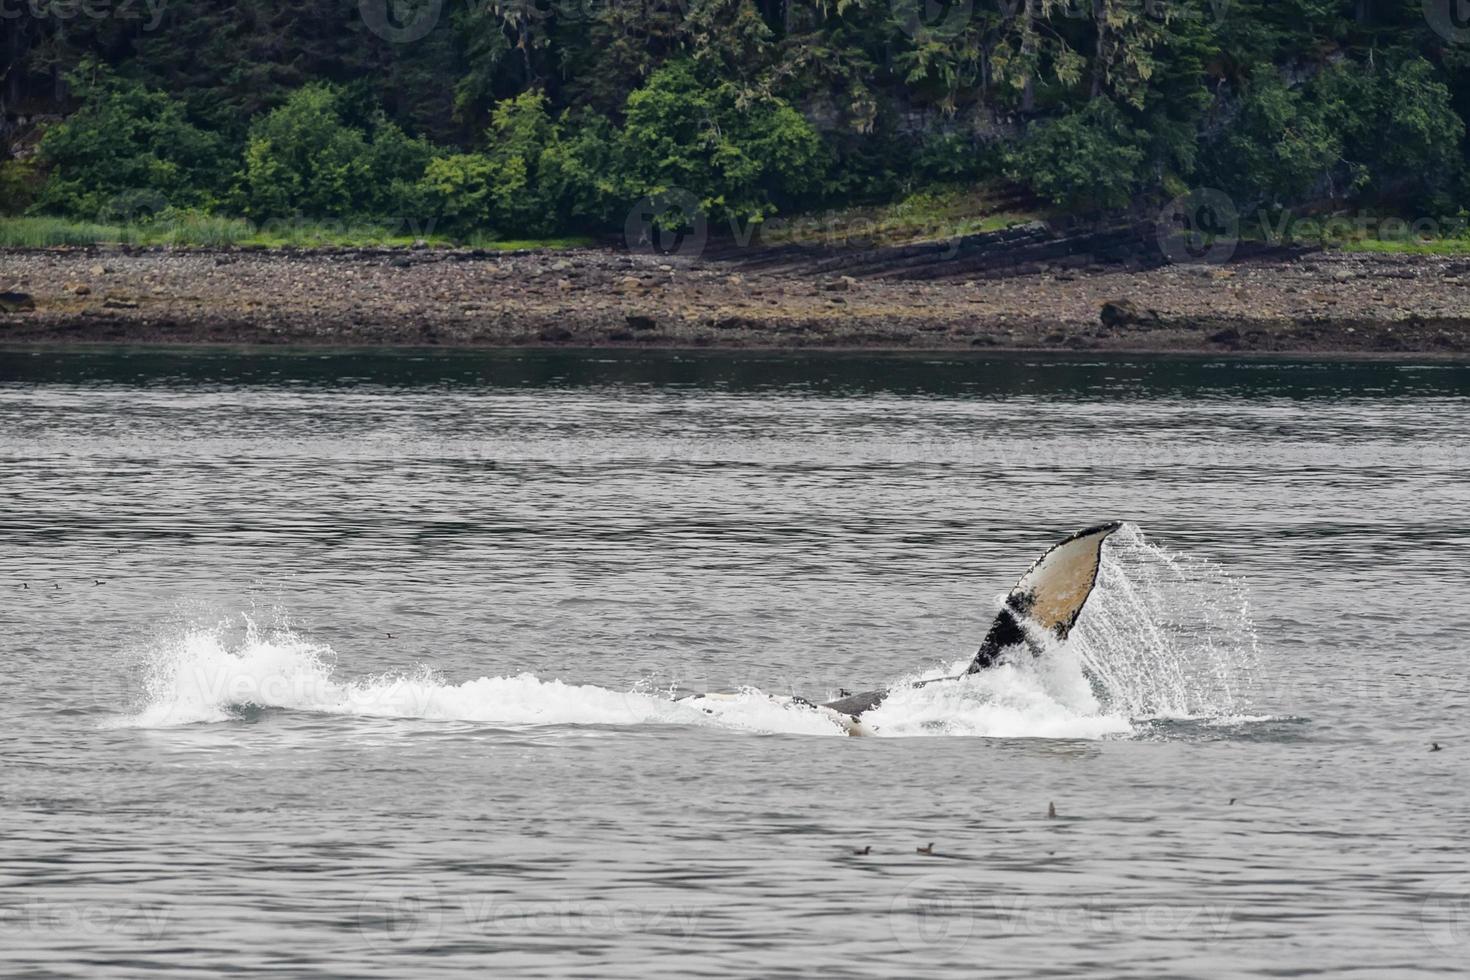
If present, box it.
[110,524,1262,738]
[113,621,852,735]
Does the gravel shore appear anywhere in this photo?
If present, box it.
[3,246,1470,354]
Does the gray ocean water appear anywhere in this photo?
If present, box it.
[2,347,1468,977]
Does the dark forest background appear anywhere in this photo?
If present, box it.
[3,0,1469,240]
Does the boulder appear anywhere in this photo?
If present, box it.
[1100,299,1161,329]
[0,291,36,313]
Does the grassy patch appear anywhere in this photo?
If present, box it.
[1332,236,1470,256]
[1234,212,1470,255]
[761,185,1041,249]
[0,215,594,251]
[0,217,131,248]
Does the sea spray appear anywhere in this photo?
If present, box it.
[117,614,850,734]
[1072,523,1261,719]
[114,527,1264,736]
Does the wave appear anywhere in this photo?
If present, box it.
[108,524,1263,738]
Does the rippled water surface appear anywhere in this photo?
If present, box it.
[2,347,1468,977]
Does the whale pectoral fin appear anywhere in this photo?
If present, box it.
[970,521,1122,672]
[820,688,888,718]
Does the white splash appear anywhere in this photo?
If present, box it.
[113,618,852,735]
[110,524,1262,738]
[1072,523,1261,719]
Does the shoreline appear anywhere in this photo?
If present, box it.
[3,246,1470,356]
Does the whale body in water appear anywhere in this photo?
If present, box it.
[693,521,1122,735]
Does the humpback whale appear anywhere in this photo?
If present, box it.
[696,522,1122,735]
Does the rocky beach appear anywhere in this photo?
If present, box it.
[3,246,1470,355]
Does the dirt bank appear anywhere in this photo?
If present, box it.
[3,246,1470,354]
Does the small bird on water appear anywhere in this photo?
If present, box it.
[1432,742,1443,752]
[853,845,870,856]
[1047,802,1057,818]
[916,843,934,855]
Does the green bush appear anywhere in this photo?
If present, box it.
[419,154,497,231]
[240,83,434,220]
[0,159,41,215]
[617,61,826,225]
[1201,68,1339,209]
[540,109,621,229]
[1311,57,1464,204]
[1009,100,1146,211]
[415,94,620,237]
[32,62,230,219]
[482,91,560,237]
[912,131,999,188]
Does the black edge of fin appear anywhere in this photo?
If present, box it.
[968,521,1124,673]
[820,522,1125,719]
